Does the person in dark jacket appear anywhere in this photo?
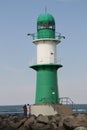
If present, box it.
[23,104,27,116]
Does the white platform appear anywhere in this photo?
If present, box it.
[30,104,73,116]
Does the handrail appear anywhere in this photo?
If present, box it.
[29,57,62,66]
[59,97,78,113]
[27,32,65,41]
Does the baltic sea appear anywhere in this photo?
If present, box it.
[0,105,23,115]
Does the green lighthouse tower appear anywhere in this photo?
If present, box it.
[30,13,63,105]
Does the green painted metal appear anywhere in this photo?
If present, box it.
[37,13,55,23]
[37,13,55,39]
[30,64,62,104]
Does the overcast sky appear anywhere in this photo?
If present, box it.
[0,0,87,105]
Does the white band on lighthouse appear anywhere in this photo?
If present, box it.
[33,38,60,64]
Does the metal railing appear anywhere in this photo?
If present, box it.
[27,32,65,41]
[59,97,78,113]
[29,57,62,66]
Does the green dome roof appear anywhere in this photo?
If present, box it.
[37,13,55,24]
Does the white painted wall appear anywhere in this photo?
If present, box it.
[35,40,57,64]
[31,104,57,116]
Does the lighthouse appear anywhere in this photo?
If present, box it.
[29,13,65,115]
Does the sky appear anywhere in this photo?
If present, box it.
[0,0,87,105]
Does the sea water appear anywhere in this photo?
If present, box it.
[0,105,23,115]
[0,104,87,115]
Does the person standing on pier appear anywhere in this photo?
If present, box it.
[23,104,27,116]
[26,104,30,117]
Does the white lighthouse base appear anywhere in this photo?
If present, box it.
[30,104,73,116]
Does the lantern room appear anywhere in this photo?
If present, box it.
[37,13,55,39]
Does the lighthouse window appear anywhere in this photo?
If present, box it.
[43,23,49,28]
[38,25,55,30]
[49,25,52,29]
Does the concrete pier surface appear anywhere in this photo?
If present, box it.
[30,104,73,116]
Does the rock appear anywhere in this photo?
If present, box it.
[0,110,87,130]
[57,126,66,130]
[51,104,73,116]
[75,114,87,127]
[49,116,57,124]
[25,115,36,125]
[24,116,36,129]
[37,115,49,124]
[63,116,79,129]
[40,124,51,130]
[8,118,26,129]
[8,121,17,128]
[74,127,87,130]
[54,114,63,127]
[18,125,27,130]
[2,126,17,130]
[32,122,49,130]
[76,114,87,122]
[0,120,9,129]
[50,122,58,130]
